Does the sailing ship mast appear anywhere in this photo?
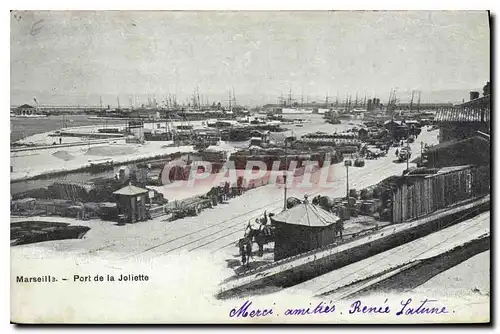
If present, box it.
[409,90,415,112]
[388,89,393,114]
[279,92,285,107]
[232,86,236,108]
[196,86,201,110]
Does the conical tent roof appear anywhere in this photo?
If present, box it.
[271,199,340,227]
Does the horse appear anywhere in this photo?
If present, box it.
[245,225,274,257]
[223,182,231,200]
[312,195,336,213]
[286,197,302,209]
[205,186,220,206]
[216,186,225,203]
[238,236,253,266]
[243,212,275,257]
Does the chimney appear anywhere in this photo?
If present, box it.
[470,91,480,101]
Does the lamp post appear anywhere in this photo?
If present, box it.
[344,159,352,199]
[406,121,410,171]
[406,144,410,171]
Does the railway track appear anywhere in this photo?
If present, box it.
[127,157,410,258]
[119,132,438,259]
[188,160,410,253]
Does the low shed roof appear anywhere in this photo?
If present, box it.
[272,199,340,227]
[113,184,149,196]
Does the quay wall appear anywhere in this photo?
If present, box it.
[11,139,116,153]
[11,147,195,183]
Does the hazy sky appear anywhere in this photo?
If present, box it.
[10,11,490,106]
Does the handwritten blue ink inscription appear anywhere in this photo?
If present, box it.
[396,298,448,316]
[349,299,391,314]
[229,301,273,318]
[284,301,336,316]
[228,298,449,318]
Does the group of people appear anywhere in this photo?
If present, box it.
[239,211,275,266]
[207,178,246,206]
[51,137,63,145]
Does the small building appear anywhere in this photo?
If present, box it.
[126,121,145,143]
[113,183,149,223]
[358,128,369,140]
[12,104,38,116]
[250,130,271,144]
[271,197,341,261]
[384,120,409,141]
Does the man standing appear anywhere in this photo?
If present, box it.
[224,181,230,200]
[335,220,344,239]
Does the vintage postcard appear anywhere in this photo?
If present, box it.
[10,10,491,324]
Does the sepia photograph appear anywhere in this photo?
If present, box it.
[10,10,491,324]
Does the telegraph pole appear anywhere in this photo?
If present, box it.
[406,123,410,171]
[420,141,424,166]
[346,164,349,198]
[344,159,352,199]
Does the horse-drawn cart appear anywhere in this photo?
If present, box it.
[168,196,213,221]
